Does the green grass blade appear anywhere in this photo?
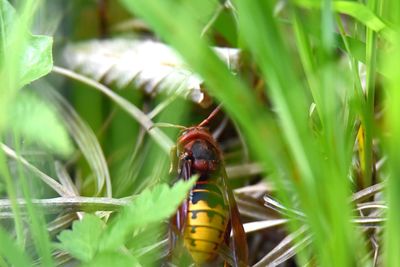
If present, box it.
[295,0,388,32]
[0,145,24,248]
[13,135,55,267]
[234,0,357,265]
[0,227,33,267]
[383,2,400,265]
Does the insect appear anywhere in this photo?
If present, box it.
[169,107,248,267]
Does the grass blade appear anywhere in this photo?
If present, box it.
[1,143,69,196]
[52,66,173,153]
[0,227,33,267]
[39,85,112,197]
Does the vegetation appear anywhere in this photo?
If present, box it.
[0,0,398,266]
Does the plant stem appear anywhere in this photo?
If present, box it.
[0,147,24,248]
[0,197,132,217]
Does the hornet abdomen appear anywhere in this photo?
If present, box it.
[183,180,229,264]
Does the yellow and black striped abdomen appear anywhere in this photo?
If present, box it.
[183,181,229,264]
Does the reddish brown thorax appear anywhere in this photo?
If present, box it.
[177,127,222,174]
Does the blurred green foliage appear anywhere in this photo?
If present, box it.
[0,0,398,266]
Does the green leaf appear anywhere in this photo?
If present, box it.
[0,0,53,88]
[82,252,141,267]
[57,214,105,262]
[99,178,196,251]
[6,90,73,156]
[19,35,53,87]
